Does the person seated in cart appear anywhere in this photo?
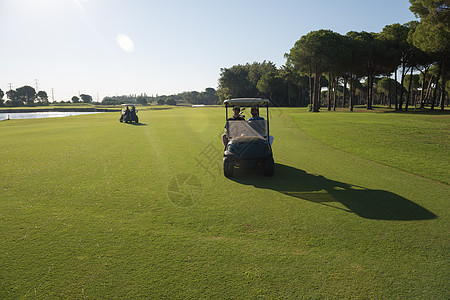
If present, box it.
[228,106,245,120]
[246,106,268,139]
[247,106,264,121]
[222,106,245,146]
[130,105,137,118]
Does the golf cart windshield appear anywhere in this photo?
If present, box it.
[121,104,135,112]
[226,119,267,140]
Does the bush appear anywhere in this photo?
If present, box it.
[166,99,176,106]
[136,96,148,105]
[101,98,123,105]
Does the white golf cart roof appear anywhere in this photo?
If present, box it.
[121,104,136,106]
[224,98,270,107]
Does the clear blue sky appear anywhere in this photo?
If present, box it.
[0,0,417,101]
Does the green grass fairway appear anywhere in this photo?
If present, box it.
[1,107,448,298]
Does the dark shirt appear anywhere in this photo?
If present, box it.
[248,116,264,121]
[227,116,245,121]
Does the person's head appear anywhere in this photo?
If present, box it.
[232,106,240,117]
[251,106,259,117]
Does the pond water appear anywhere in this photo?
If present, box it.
[0,111,102,121]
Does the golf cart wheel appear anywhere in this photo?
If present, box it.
[264,157,274,177]
[223,158,234,177]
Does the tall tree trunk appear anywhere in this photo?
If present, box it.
[308,64,313,109]
[342,75,348,108]
[394,70,399,110]
[333,77,337,111]
[431,76,438,110]
[399,61,407,111]
[367,75,371,109]
[431,62,443,110]
[368,75,374,110]
[315,68,321,112]
[287,79,291,107]
[440,57,446,111]
[312,65,319,112]
[366,60,374,110]
[406,64,414,111]
[388,76,392,108]
[327,72,332,111]
[349,74,354,111]
[424,75,434,106]
[419,67,429,108]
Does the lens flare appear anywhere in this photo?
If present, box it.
[116,34,135,53]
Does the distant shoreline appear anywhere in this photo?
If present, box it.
[0,107,118,113]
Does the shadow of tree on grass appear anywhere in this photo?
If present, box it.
[230,164,437,221]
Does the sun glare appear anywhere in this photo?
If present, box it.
[73,0,87,10]
[117,34,135,53]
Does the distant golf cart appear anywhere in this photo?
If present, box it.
[223,98,274,177]
[119,104,139,123]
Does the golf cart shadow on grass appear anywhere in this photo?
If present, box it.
[124,122,148,126]
[231,164,437,221]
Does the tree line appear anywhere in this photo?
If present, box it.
[0,85,95,107]
[100,88,219,106]
[0,86,51,107]
[217,0,449,111]
[0,87,220,107]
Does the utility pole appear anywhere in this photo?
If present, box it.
[8,83,13,91]
[34,79,39,92]
[52,88,55,103]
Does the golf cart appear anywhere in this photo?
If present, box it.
[119,104,139,123]
[223,98,274,177]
